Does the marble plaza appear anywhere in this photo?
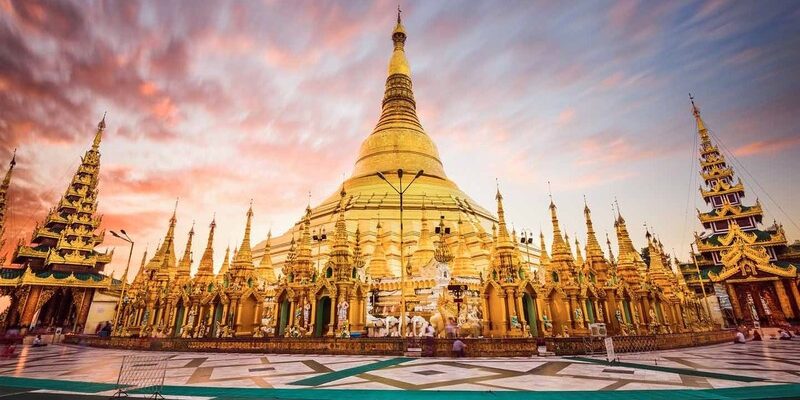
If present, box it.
[0,340,799,399]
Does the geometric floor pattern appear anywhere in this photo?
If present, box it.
[0,340,799,398]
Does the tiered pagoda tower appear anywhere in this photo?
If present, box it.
[0,117,115,333]
[0,152,16,265]
[686,97,800,327]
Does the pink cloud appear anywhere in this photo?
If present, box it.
[733,136,800,157]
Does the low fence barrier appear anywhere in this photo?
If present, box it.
[64,330,733,357]
[544,330,734,356]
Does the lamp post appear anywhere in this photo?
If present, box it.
[111,230,134,334]
[520,230,534,279]
[312,228,327,276]
[376,169,424,337]
[689,242,712,321]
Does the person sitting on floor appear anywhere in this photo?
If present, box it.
[779,330,792,340]
[752,330,762,341]
[32,335,47,347]
[734,330,746,344]
[452,338,466,357]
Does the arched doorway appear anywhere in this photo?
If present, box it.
[237,294,258,335]
[34,289,75,332]
[172,300,186,337]
[315,296,332,337]
[209,300,223,337]
[277,297,290,337]
[521,293,537,337]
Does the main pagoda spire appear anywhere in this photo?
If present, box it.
[351,9,446,179]
[14,116,113,272]
[0,151,16,264]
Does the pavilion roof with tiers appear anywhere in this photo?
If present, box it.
[686,97,796,285]
[5,117,114,289]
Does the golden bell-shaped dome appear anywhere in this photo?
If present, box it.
[351,15,446,180]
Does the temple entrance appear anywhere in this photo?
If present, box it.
[522,293,537,337]
[237,294,258,335]
[277,299,290,337]
[173,301,185,337]
[315,296,331,337]
[210,302,223,337]
[34,289,76,333]
[734,282,784,327]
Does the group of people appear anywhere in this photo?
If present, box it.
[734,326,798,343]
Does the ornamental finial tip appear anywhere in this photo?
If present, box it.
[397,4,402,24]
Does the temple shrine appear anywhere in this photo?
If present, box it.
[113,12,712,339]
[683,98,800,327]
[0,118,117,334]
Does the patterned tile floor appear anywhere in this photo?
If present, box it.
[0,339,799,399]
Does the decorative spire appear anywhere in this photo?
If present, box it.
[93,112,106,149]
[539,231,550,267]
[411,197,434,274]
[218,246,230,277]
[583,200,608,283]
[368,221,390,278]
[689,94,710,145]
[389,5,409,76]
[606,233,616,265]
[452,215,477,278]
[234,202,254,265]
[195,216,216,280]
[177,222,194,280]
[292,208,314,282]
[256,229,275,283]
[329,195,353,281]
[574,237,584,267]
[494,185,512,245]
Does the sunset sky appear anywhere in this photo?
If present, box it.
[1,0,799,278]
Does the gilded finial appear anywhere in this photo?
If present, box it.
[397,4,402,24]
[547,180,553,205]
[10,148,16,168]
[98,111,107,131]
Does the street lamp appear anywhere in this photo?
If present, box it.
[312,228,327,276]
[110,230,134,334]
[689,242,713,322]
[376,168,424,337]
[520,230,534,279]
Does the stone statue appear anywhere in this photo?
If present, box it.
[337,300,349,328]
[510,314,521,329]
[649,309,658,325]
[542,314,553,336]
[303,302,311,328]
[574,307,584,323]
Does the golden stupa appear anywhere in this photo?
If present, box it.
[254,14,504,277]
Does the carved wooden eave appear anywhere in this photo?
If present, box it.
[709,230,797,282]
[0,268,113,289]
